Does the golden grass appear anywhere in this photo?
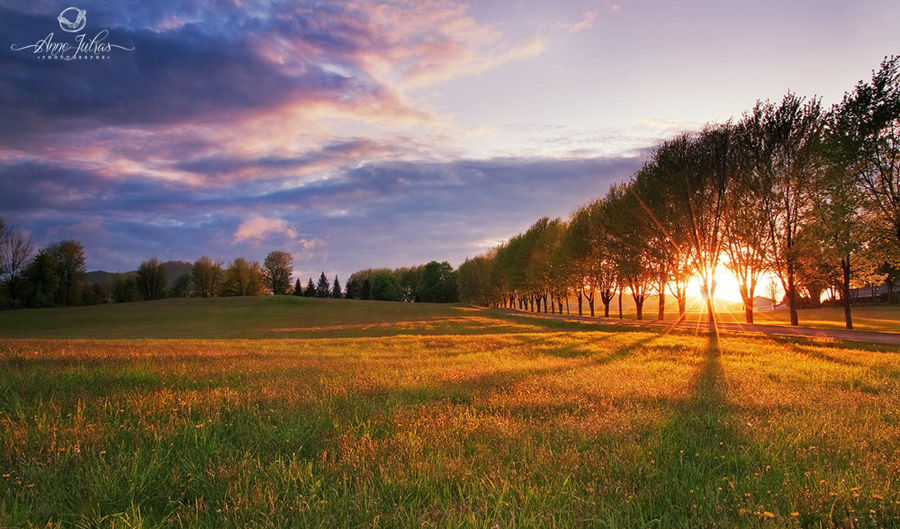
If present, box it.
[2,315,900,527]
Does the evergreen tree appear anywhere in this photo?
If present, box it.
[303,278,316,297]
[331,275,342,298]
[316,272,330,298]
[293,278,302,296]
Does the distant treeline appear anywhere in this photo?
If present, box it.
[0,224,466,308]
[454,56,900,330]
[343,261,459,303]
[0,238,313,307]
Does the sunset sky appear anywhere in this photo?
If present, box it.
[2,0,898,286]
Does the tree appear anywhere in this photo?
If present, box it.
[192,256,223,298]
[457,253,494,306]
[605,182,654,320]
[24,249,60,307]
[222,258,266,296]
[136,257,168,301]
[331,275,343,298]
[1,229,34,308]
[111,273,136,303]
[263,251,293,295]
[293,278,303,296]
[834,56,900,258]
[47,240,87,306]
[303,278,316,297]
[396,266,424,302]
[315,272,331,298]
[724,121,773,323]
[745,93,825,326]
[417,261,459,303]
[170,273,193,298]
[370,270,403,302]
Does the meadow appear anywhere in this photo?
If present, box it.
[1,297,900,528]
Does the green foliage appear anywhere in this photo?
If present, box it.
[315,272,330,298]
[370,270,403,302]
[192,256,223,299]
[23,249,60,308]
[136,257,168,301]
[331,275,343,298]
[416,261,458,303]
[263,251,293,295]
[222,258,266,297]
[303,277,315,297]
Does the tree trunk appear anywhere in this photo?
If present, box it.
[603,299,610,318]
[588,294,595,318]
[841,256,853,330]
[618,288,623,319]
[743,298,754,324]
[657,287,665,321]
[577,291,583,316]
[787,263,799,326]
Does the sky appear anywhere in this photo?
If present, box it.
[2,0,899,289]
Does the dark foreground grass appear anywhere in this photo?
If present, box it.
[2,299,900,527]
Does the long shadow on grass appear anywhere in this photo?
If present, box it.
[614,332,780,526]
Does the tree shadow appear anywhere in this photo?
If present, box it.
[621,331,776,524]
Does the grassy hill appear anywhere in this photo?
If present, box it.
[0,296,582,340]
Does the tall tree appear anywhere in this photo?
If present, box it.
[263,251,293,295]
[1,229,34,307]
[745,93,825,326]
[725,121,773,323]
[457,253,494,307]
[135,257,168,301]
[223,258,266,296]
[192,256,223,298]
[605,182,654,320]
[47,240,86,306]
[834,56,900,260]
[331,275,343,298]
[315,272,331,298]
[111,273,136,303]
[304,277,316,297]
[417,261,459,303]
[370,271,403,301]
[24,249,60,307]
[293,278,303,296]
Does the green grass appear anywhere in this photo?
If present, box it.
[2,298,900,527]
[0,297,564,340]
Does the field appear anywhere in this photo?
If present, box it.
[2,297,900,528]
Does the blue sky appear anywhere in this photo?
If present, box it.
[1,0,898,283]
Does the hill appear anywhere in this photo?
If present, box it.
[0,296,559,340]
[85,260,193,286]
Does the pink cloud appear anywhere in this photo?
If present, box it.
[234,217,298,242]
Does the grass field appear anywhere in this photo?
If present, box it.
[2,297,900,527]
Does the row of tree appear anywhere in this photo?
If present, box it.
[457,56,900,329]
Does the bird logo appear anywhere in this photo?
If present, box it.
[58,7,87,33]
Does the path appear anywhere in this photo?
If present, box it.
[493,308,900,346]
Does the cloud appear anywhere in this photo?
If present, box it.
[556,9,599,33]
[234,217,298,242]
